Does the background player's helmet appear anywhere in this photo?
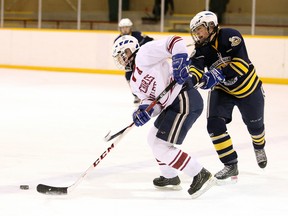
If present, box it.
[189,11,218,47]
[112,35,139,69]
[118,18,133,27]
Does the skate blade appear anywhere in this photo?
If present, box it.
[190,177,216,199]
[154,184,182,191]
[216,175,238,186]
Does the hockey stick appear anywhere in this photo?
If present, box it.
[36,80,177,195]
[104,78,204,142]
[36,126,132,195]
[104,80,177,142]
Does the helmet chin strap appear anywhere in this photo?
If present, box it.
[201,25,218,46]
[192,24,218,47]
[206,24,217,40]
[208,32,217,43]
[127,49,139,61]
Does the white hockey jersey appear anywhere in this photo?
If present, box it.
[130,35,189,115]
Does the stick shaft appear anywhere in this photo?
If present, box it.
[105,80,177,142]
[37,127,131,195]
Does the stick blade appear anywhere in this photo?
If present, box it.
[37,184,68,195]
[104,123,134,142]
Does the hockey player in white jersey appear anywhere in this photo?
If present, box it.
[112,35,215,198]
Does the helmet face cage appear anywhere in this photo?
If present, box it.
[113,50,129,70]
[190,11,218,46]
[112,35,139,70]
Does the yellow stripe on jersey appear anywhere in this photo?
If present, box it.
[230,58,249,76]
[216,68,260,98]
[237,81,259,98]
[233,72,257,95]
[233,57,249,67]
[189,66,203,82]
[227,69,255,93]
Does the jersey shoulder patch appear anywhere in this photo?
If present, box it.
[229,36,241,47]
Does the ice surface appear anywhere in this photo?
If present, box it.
[0,69,287,216]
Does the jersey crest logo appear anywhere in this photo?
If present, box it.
[139,75,155,93]
[229,36,241,47]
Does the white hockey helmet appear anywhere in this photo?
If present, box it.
[118,18,133,27]
[190,11,218,46]
[112,35,139,69]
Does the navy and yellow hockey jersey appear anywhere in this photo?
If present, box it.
[189,28,262,98]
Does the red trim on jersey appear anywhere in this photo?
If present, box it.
[131,73,136,82]
[167,36,182,54]
[132,65,143,82]
[136,66,143,75]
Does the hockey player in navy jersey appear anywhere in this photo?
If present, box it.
[112,34,215,198]
[188,11,267,182]
[114,18,154,104]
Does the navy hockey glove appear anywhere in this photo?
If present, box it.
[172,53,189,85]
[133,104,154,127]
[200,68,225,90]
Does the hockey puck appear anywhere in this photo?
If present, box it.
[20,185,29,190]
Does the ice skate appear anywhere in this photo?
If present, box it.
[214,164,238,185]
[254,148,267,168]
[188,168,215,199]
[153,176,182,190]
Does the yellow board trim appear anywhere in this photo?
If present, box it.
[0,64,124,75]
[1,64,288,85]
[261,77,288,85]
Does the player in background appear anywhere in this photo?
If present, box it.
[114,18,154,104]
[112,35,215,198]
[188,11,267,182]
